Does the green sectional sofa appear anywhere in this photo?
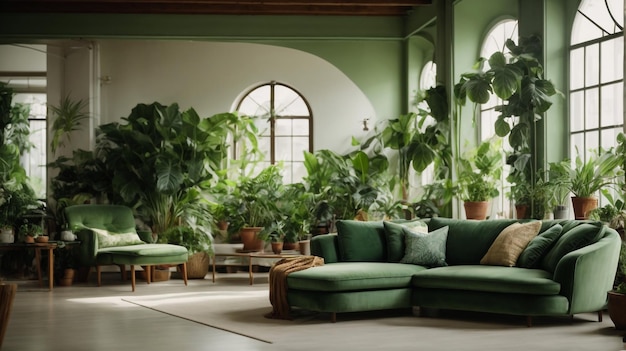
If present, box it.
[285,218,621,324]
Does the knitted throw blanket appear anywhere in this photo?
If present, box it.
[265,255,324,320]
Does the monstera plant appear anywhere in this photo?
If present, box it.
[94,102,258,237]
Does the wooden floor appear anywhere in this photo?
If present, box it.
[2,272,278,351]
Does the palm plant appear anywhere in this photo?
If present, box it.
[569,148,621,198]
[49,96,90,154]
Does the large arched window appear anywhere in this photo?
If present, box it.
[479,19,519,141]
[236,81,313,184]
[479,19,518,219]
[569,0,623,161]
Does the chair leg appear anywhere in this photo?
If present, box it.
[598,310,603,322]
[131,265,136,292]
[180,263,188,286]
[96,265,102,287]
[526,316,532,327]
[330,312,337,323]
[146,266,152,284]
[119,265,127,281]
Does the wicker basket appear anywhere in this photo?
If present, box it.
[187,252,210,279]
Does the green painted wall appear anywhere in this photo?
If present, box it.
[267,40,405,119]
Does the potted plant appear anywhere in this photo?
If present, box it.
[278,183,315,249]
[227,165,284,252]
[160,225,212,279]
[18,223,42,243]
[546,160,572,219]
[49,95,90,155]
[608,242,626,330]
[568,148,622,219]
[55,241,77,286]
[457,138,503,220]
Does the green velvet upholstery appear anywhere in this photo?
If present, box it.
[287,262,426,291]
[411,266,560,295]
[310,233,340,264]
[517,224,563,268]
[428,217,517,265]
[294,219,621,323]
[336,220,386,262]
[65,204,189,291]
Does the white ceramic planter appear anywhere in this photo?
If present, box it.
[0,227,14,243]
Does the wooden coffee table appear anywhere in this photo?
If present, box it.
[211,251,300,285]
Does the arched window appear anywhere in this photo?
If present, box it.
[235,81,313,184]
[479,19,519,141]
[569,0,623,161]
[478,19,518,219]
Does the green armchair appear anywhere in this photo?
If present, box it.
[64,204,189,291]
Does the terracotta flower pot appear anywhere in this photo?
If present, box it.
[239,227,264,252]
[271,242,283,254]
[464,201,489,220]
[608,291,626,330]
[515,204,529,219]
[571,196,598,220]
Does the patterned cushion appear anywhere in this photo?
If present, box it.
[91,228,145,248]
[400,226,449,267]
[480,221,541,267]
[383,220,429,263]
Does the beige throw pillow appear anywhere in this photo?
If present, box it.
[480,221,541,267]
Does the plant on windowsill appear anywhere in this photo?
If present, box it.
[457,138,503,220]
[567,148,622,219]
[546,159,572,219]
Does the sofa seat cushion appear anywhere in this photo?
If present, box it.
[287,262,427,292]
[99,244,187,257]
[411,265,560,295]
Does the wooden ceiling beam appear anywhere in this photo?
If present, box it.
[0,0,432,16]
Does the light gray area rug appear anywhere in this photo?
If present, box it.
[122,285,625,351]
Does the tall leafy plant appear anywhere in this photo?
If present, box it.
[0,83,38,228]
[94,102,253,235]
[370,85,449,201]
[455,36,558,214]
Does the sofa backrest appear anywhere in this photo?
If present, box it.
[429,217,517,265]
[335,220,387,262]
[65,204,137,233]
[540,220,606,272]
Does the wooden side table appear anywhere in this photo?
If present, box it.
[211,251,301,285]
[0,241,80,290]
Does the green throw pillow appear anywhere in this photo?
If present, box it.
[91,228,145,248]
[516,224,563,268]
[383,220,429,263]
[400,226,449,267]
[540,222,604,272]
[336,220,386,262]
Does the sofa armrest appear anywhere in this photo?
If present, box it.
[310,234,340,263]
[552,229,621,314]
[74,228,99,266]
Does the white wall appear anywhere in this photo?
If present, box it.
[98,40,376,153]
